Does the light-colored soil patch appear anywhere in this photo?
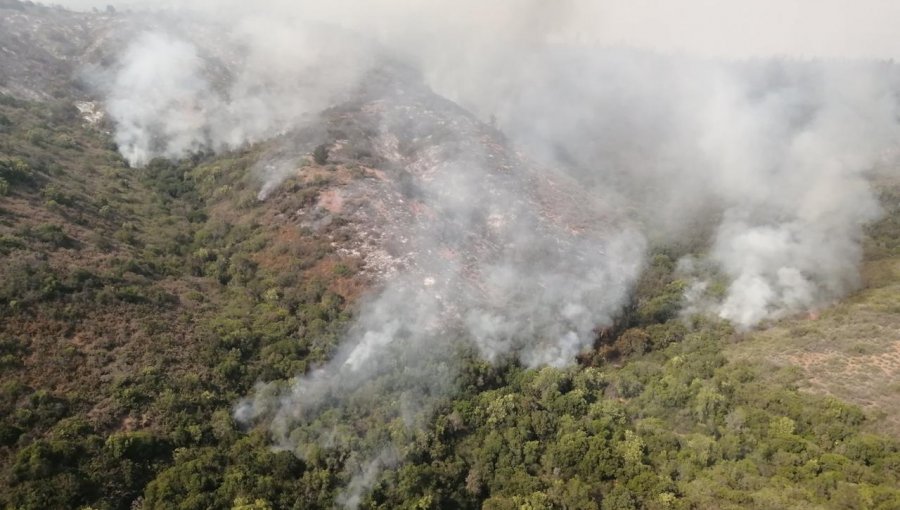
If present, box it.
[317,189,344,214]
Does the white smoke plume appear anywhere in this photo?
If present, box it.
[90,0,900,505]
[229,73,646,505]
[100,12,373,167]
[490,55,898,328]
[104,32,213,165]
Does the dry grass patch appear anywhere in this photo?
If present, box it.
[727,257,900,436]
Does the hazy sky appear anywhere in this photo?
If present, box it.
[588,0,900,59]
[44,0,900,59]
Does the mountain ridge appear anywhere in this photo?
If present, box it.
[1,2,900,509]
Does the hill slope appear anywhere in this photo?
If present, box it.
[1,3,899,510]
[728,177,900,436]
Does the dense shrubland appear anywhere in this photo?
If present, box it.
[1,92,899,509]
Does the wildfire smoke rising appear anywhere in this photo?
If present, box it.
[89,1,900,506]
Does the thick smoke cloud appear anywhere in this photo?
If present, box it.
[105,32,212,165]
[94,1,900,505]
[102,12,373,166]
[488,54,899,328]
[700,64,894,327]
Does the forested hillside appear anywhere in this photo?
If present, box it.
[2,2,900,509]
[1,83,899,510]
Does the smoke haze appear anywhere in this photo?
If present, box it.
[83,1,900,506]
[53,0,900,60]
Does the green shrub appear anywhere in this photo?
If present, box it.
[53,133,77,149]
[313,143,330,165]
[26,128,50,145]
[29,224,74,248]
[105,432,165,461]
[41,185,75,206]
[0,157,34,184]
[0,235,23,254]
